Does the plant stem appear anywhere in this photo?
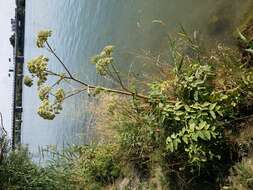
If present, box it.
[43,46,149,100]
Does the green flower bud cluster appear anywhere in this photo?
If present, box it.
[38,85,51,101]
[91,45,114,76]
[24,75,33,87]
[37,88,65,120]
[26,54,66,119]
[51,88,65,115]
[55,88,65,103]
[37,99,56,120]
[27,56,49,86]
[36,30,52,48]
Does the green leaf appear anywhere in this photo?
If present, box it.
[171,134,177,139]
[198,121,206,130]
[195,80,205,85]
[210,110,216,119]
[173,140,178,150]
[175,111,184,116]
[198,131,206,140]
[158,102,164,108]
[203,131,211,140]
[192,133,198,141]
[209,103,217,111]
[245,48,253,55]
[237,29,248,43]
[182,136,188,144]
[175,102,183,110]
[167,142,174,152]
[189,122,196,131]
[181,127,186,134]
[194,91,199,101]
[166,137,172,143]
[184,105,191,112]
[211,131,217,138]
[221,95,228,100]
[202,102,210,107]
[215,105,221,111]
[217,110,223,117]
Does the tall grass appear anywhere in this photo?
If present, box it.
[0,144,121,190]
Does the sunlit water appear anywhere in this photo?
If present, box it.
[22,0,253,160]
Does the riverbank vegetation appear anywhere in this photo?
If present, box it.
[2,21,253,189]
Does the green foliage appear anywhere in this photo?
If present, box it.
[42,144,121,190]
[74,144,121,187]
[117,106,163,174]
[145,32,253,168]
[0,148,57,190]
[0,144,121,190]
[101,31,253,189]
[148,63,221,164]
[174,63,214,103]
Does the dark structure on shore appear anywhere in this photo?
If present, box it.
[12,0,26,149]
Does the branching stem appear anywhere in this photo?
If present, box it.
[45,42,149,100]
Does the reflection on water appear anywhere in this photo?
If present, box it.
[23,0,253,156]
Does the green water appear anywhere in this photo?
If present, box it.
[22,0,253,157]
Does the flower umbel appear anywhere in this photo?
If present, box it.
[36,30,52,48]
[27,55,49,86]
[38,85,51,101]
[55,88,65,103]
[91,45,114,76]
[37,99,55,120]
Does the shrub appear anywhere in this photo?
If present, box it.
[0,144,121,190]
[92,31,253,189]
[0,148,57,190]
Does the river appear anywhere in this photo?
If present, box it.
[22,0,253,159]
